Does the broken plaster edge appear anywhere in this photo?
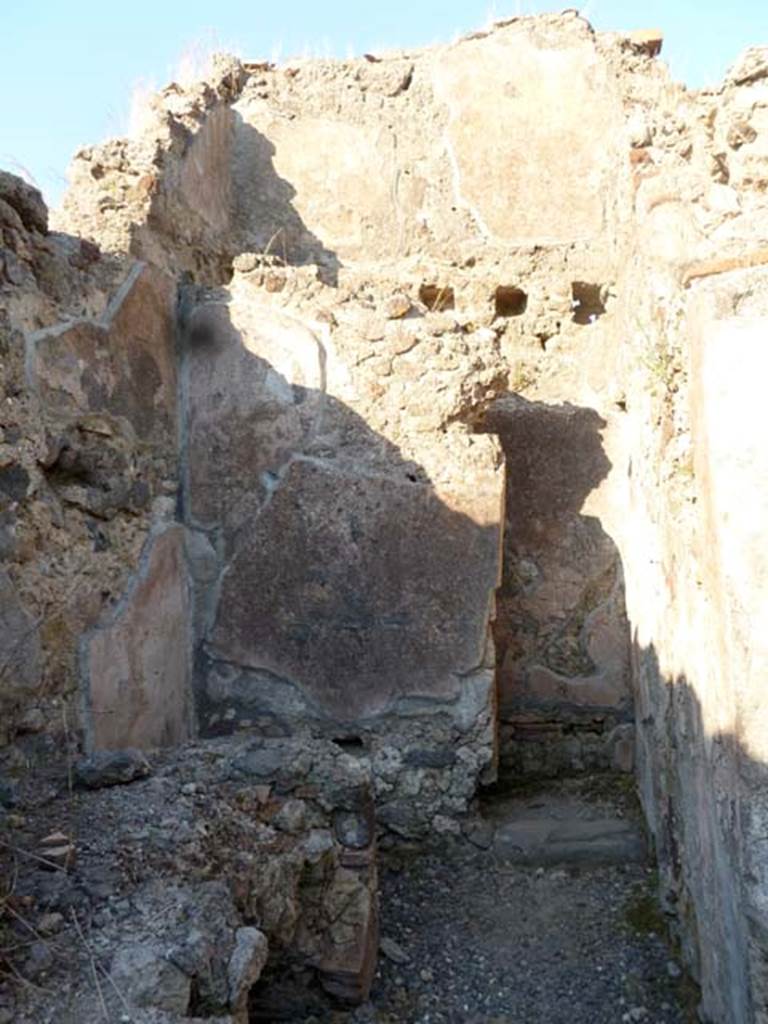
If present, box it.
[23,260,147,394]
[78,521,193,753]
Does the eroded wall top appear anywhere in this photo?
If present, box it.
[231,14,633,265]
[51,13,681,282]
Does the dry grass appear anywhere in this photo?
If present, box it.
[124,32,242,140]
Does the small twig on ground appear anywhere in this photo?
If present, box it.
[95,959,133,1018]
[69,910,109,1023]
[3,902,43,941]
[0,961,52,994]
[0,840,67,873]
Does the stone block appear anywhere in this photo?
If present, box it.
[74,748,151,788]
[0,170,47,234]
[110,942,192,1014]
[316,866,379,1004]
[608,724,635,774]
[726,45,768,87]
[625,30,664,57]
[494,814,646,865]
[228,927,269,1019]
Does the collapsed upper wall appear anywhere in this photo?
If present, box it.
[230,14,627,265]
[53,55,247,283]
[52,13,662,280]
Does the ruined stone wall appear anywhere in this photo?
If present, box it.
[491,397,633,779]
[599,47,768,1023]
[3,13,650,828]
[3,17,768,1022]
[174,14,656,833]
[0,57,258,755]
[54,55,246,283]
[0,171,185,750]
[181,261,504,839]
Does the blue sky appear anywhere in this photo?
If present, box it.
[2,1,767,206]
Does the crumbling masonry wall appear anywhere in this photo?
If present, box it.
[2,15,768,1022]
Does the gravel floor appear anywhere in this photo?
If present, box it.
[330,853,693,1024]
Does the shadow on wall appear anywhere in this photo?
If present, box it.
[179,315,766,1020]
[484,396,633,778]
[181,291,501,735]
[633,640,765,1024]
[105,112,343,285]
[230,115,343,286]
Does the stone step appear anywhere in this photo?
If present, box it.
[479,776,648,867]
[492,814,647,866]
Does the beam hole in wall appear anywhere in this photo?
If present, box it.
[332,735,366,752]
[403,464,428,484]
[571,282,607,325]
[494,285,528,318]
[419,283,455,311]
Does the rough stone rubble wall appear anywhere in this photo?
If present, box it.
[174,14,649,833]
[604,48,768,1022]
[3,736,379,1022]
[53,55,246,283]
[0,170,184,749]
[0,56,255,754]
[2,17,768,1022]
[181,262,504,839]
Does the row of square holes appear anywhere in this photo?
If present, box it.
[418,282,607,323]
